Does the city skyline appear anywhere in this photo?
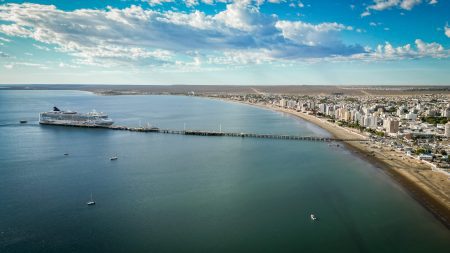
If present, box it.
[0,0,449,85]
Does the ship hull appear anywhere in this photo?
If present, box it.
[39,109,114,127]
[39,120,113,128]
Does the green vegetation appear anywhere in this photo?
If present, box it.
[344,97,358,103]
[366,128,385,137]
[386,107,396,113]
[415,148,431,155]
[420,116,448,125]
[338,120,367,133]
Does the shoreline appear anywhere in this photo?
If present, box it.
[64,91,450,229]
[220,99,450,230]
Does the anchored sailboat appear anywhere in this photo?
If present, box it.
[87,193,96,206]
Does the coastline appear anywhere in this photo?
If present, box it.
[222,99,450,229]
[76,91,450,229]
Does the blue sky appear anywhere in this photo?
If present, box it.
[0,0,449,85]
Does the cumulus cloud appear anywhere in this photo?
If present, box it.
[0,2,446,68]
[339,39,448,61]
[362,0,436,16]
[147,0,289,7]
[445,24,450,38]
[0,2,364,67]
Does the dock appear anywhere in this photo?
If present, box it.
[39,122,367,142]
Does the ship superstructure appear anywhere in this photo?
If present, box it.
[39,107,114,127]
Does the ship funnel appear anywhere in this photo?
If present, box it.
[53,107,61,111]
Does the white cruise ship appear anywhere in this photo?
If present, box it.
[39,107,114,127]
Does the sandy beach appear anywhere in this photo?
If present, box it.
[231,100,450,229]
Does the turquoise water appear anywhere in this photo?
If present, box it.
[0,90,449,253]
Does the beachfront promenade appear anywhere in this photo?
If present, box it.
[40,123,367,142]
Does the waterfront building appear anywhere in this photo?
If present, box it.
[363,115,378,129]
[385,119,400,134]
[354,111,362,125]
[326,105,334,117]
[318,104,326,114]
[287,100,297,109]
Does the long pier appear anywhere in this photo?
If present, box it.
[40,123,367,142]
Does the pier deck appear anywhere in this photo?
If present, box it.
[39,123,367,142]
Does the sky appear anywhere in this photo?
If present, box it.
[0,0,449,85]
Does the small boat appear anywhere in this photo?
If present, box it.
[110,156,118,161]
[64,153,69,156]
[310,214,317,221]
[87,193,95,206]
[19,120,27,124]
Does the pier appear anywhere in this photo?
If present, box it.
[40,122,367,142]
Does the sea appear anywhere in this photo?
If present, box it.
[0,90,449,253]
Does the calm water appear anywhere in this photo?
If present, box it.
[0,90,449,253]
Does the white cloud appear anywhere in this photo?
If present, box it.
[275,21,353,46]
[400,0,421,10]
[362,0,432,16]
[343,39,448,61]
[415,39,444,56]
[0,2,364,67]
[445,24,450,38]
[33,44,51,51]
[361,11,371,17]
[3,61,48,69]
[0,36,10,42]
[147,0,175,6]
[146,0,292,7]
[0,2,446,69]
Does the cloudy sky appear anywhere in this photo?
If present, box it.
[0,0,449,85]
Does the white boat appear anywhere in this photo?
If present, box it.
[310,214,317,221]
[87,193,95,206]
[39,107,113,127]
[110,156,118,161]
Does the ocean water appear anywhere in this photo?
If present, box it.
[0,90,449,253]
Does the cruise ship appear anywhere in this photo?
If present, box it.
[39,107,114,127]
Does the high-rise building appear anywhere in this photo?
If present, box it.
[397,106,405,117]
[442,107,450,118]
[405,112,417,121]
[385,119,399,133]
[318,104,326,114]
[445,123,450,137]
[287,100,297,109]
